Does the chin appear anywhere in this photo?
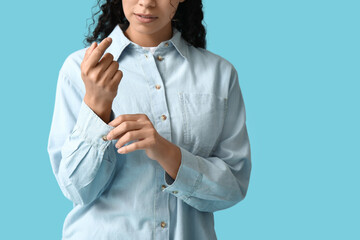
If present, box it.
[133,25,163,34]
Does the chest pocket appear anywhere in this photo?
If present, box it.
[178,92,227,157]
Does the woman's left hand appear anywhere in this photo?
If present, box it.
[105,113,182,179]
[106,114,172,160]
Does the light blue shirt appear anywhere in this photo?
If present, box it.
[47,24,251,240]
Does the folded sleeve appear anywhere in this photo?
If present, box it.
[163,67,252,212]
[47,67,117,206]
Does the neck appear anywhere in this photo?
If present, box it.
[124,23,173,47]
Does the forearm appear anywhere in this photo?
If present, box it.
[84,94,113,124]
[155,136,182,180]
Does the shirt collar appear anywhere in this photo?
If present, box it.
[103,24,189,61]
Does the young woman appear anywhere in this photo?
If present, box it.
[48,0,252,239]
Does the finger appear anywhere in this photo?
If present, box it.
[100,61,119,82]
[115,129,144,149]
[108,114,148,128]
[87,37,113,68]
[118,140,150,154]
[107,121,143,140]
[84,42,97,62]
[109,70,123,89]
[96,53,114,74]
[113,70,123,83]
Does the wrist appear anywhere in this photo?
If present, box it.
[83,95,113,123]
[155,137,181,179]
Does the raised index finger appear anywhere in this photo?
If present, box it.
[87,37,112,68]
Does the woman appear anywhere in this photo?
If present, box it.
[47,0,252,239]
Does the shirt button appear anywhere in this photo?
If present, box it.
[145,54,148,58]
[161,185,166,190]
[157,55,164,61]
[160,221,166,228]
[155,84,161,90]
[102,135,108,141]
[164,42,169,47]
[161,115,167,121]
[172,191,178,194]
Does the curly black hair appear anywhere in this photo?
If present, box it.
[83,0,207,49]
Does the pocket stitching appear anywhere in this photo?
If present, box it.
[179,92,226,156]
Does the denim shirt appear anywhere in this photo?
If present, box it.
[47,24,251,240]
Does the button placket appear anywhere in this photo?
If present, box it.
[139,48,171,136]
[139,53,170,239]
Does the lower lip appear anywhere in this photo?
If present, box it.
[135,14,158,23]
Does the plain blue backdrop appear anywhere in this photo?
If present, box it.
[1,0,359,239]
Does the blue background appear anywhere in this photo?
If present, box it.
[1,0,359,239]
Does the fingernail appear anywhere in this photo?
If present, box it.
[107,37,112,43]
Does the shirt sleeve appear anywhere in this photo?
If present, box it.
[47,68,117,206]
[162,67,252,212]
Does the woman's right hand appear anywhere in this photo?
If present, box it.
[80,37,123,123]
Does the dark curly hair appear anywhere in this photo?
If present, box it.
[83,0,206,49]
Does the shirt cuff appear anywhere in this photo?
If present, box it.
[163,146,203,201]
[75,100,115,151]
